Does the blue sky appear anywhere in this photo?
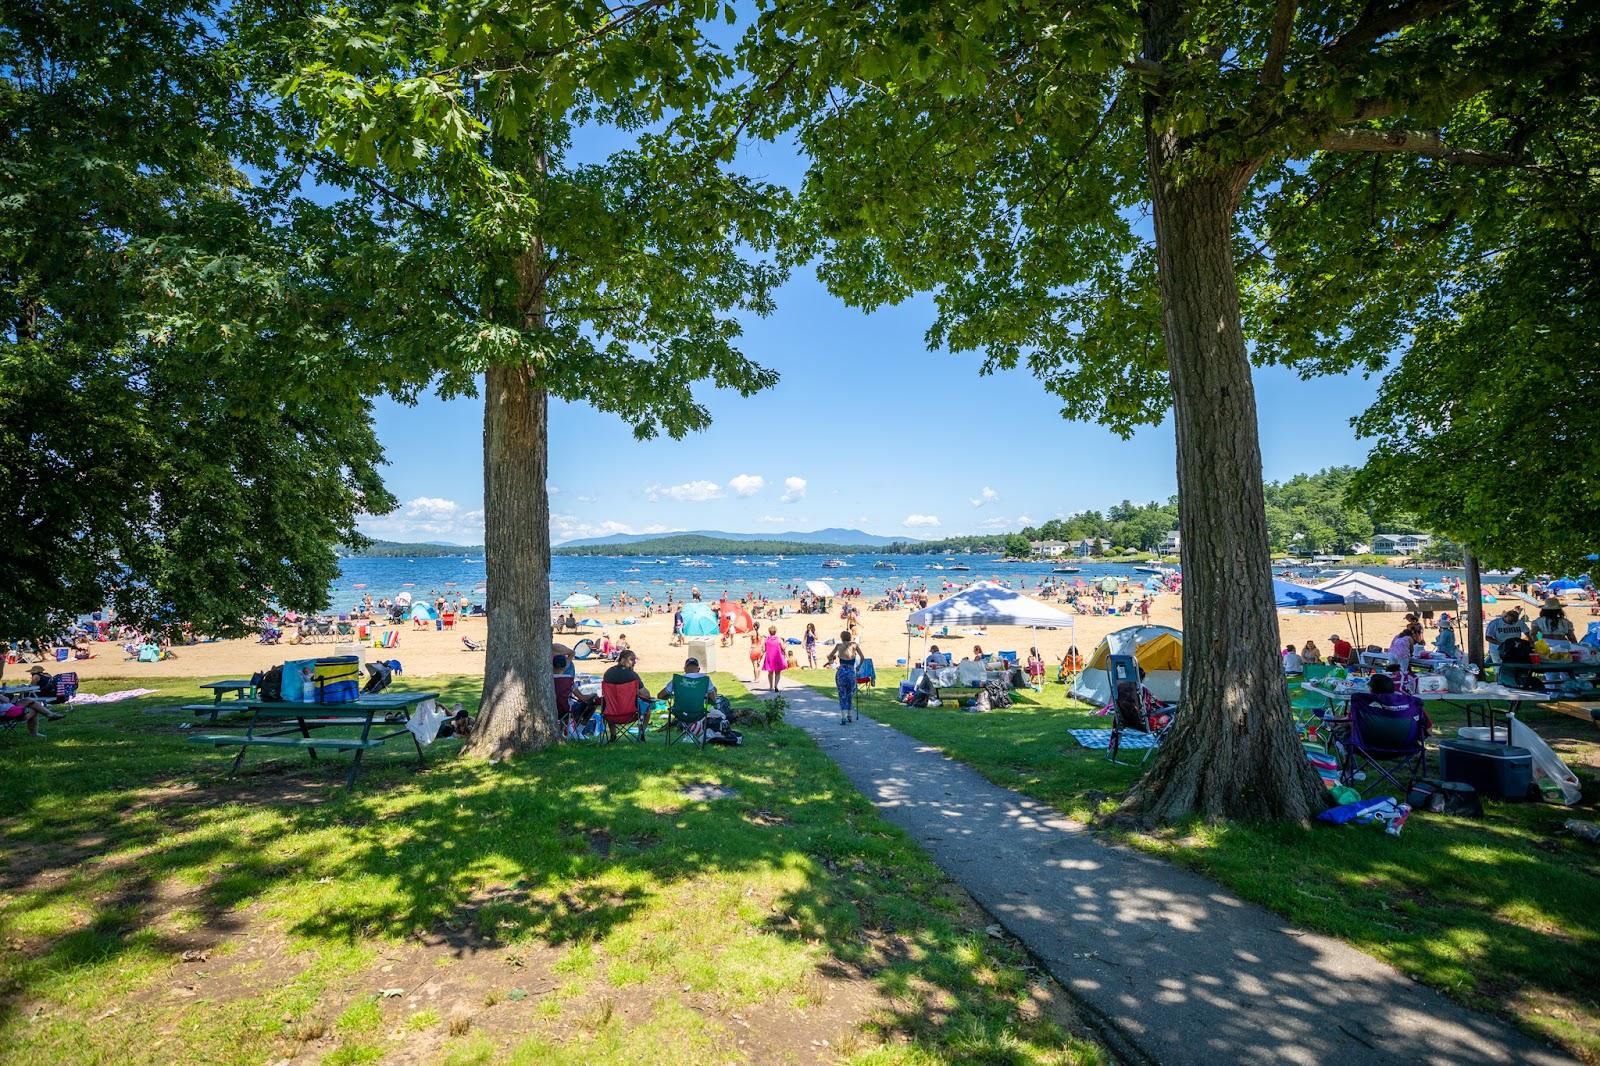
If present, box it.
[360,280,1385,545]
[356,85,1387,546]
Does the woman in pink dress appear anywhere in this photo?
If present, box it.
[761,625,788,693]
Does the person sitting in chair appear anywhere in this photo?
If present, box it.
[3,695,61,737]
[657,657,718,703]
[924,644,949,668]
[602,649,654,727]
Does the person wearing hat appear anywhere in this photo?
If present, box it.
[1485,607,1531,662]
[1533,597,1577,644]
[26,664,62,704]
[1327,633,1353,664]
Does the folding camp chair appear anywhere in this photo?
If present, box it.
[663,675,712,748]
[52,672,78,702]
[1331,692,1429,796]
[855,658,877,688]
[1107,678,1175,765]
[601,680,649,743]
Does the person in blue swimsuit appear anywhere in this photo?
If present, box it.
[824,629,864,725]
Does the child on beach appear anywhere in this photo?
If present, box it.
[804,623,817,667]
[1026,647,1045,690]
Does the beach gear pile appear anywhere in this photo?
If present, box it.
[1318,796,1412,836]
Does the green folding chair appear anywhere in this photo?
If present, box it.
[664,675,712,748]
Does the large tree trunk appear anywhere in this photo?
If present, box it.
[1120,37,1324,821]
[466,362,559,757]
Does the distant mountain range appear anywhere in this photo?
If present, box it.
[556,528,909,548]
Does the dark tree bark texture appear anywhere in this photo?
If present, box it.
[466,361,560,758]
[1122,5,1326,822]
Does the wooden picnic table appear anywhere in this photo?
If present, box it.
[0,684,40,700]
[180,690,441,789]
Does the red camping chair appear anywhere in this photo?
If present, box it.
[601,679,649,743]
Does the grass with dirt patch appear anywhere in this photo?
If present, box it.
[0,673,1104,1065]
[794,666,1600,1061]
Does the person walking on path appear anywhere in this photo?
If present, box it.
[761,626,788,693]
[824,629,864,725]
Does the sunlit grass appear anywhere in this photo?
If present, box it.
[824,668,1600,1060]
[0,673,1102,1065]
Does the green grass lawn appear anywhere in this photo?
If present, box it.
[798,668,1600,1061]
[0,674,1103,1066]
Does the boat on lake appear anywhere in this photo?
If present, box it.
[873,561,896,569]
[821,559,847,569]
[1051,566,1081,574]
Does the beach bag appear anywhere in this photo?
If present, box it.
[1409,778,1482,817]
[984,680,1012,709]
[254,666,284,702]
[310,656,361,704]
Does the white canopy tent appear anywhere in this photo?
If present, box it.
[904,581,1075,676]
[1305,571,1458,645]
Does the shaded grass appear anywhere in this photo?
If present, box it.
[0,673,1102,1065]
[816,668,1600,1060]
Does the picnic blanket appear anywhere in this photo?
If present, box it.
[1303,739,1341,787]
[67,688,159,705]
[1068,728,1159,750]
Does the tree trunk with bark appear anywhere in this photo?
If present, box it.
[465,361,559,758]
[464,211,560,758]
[1120,30,1325,821]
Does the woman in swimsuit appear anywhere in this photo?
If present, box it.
[824,629,864,725]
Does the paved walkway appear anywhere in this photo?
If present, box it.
[758,678,1572,1066]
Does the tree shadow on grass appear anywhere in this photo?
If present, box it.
[0,675,1091,1063]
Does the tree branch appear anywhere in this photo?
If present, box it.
[1320,127,1521,166]
[1323,0,1466,61]
[1261,0,1297,86]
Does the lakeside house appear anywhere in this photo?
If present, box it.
[1372,532,1432,556]
[1031,539,1070,557]
[1158,530,1181,555]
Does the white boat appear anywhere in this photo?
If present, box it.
[873,561,896,569]
[927,564,944,571]
[1051,566,1081,574]
[948,564,971,572]
[821,559,847,569]
[733,559,749,565]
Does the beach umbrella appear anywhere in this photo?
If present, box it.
[563,593,600,609]
[806,580,835,598]
[409,603,435,621]
[394,592,413,607]
[1098,576,1120,593]
[1551,577,1589,591]
[718,601,756,634]
[580,617,602,627]
[679,602,719,637]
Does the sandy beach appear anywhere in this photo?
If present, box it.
[31,583,1467,685]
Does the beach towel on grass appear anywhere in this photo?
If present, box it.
[67,688,159,705]
[1304,739,1341,787]
[1069,728,1158,750]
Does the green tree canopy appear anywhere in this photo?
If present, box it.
[736,0,1600,821]
[0,0,392,640]
[267,0,792,754]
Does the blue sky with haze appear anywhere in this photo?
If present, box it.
[355,80,1386,547]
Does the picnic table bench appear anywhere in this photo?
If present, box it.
[181,690,441,789]
[0,684,40,700]
[196,679,257,718]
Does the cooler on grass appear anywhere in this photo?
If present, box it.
[1437,738,1534,802]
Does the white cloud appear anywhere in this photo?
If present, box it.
[728,473,765,497]
[646,480,722,503]
[903,513,942,528]
[970,486,1000,508]
[361,497,484,543]
[1016,515,1032,525]
[551,515,669,543]
[779,476,807,503]
[977,515,1014,530]
[757,514,788,523]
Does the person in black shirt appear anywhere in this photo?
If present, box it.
[602,650,652,723]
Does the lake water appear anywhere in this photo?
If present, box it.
[328,553,1467,613]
